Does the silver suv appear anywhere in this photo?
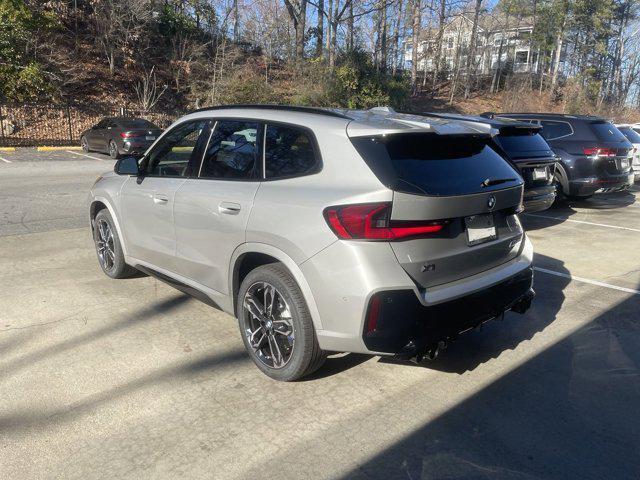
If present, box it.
[89,106,535,381]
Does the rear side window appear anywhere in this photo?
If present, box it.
[494,131,552,155]
[121,119,158,129]
[199,120,261,180]
[265,124,319,179]
[539,121,572,140]
[618,127,640,143]
[590,122,628,142]
[351,133,520,196]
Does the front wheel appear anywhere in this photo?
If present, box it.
[93,209,137,279]
[237,264,326,381]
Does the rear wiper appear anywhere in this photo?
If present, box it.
[481,177,516,187]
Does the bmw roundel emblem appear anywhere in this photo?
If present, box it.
[487,196,496,210]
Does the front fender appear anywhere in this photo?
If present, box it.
[89,193,128,257]
[229,243,324,331]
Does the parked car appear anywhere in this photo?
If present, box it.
[483,113,634,199]
[615,124,640,181]
[81,117,163,159]
[89,105,535,381]
[426,113,557,212]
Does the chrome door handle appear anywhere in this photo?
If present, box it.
[219,202,241,215]
[153,194,169,204]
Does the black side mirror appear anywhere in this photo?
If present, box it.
[114,156,139,175]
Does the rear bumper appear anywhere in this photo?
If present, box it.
[569,172,634,196]
[304,233,534,354]
[523,185,556,212]
[119,141,153,156]
[362,267,535,355]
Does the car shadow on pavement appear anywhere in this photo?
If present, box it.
[339,274,640,479]
[0,347,248,433]
[568,190,637,210]
[381,253,569,375]
[0,294,191,381]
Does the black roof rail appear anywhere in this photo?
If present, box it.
[187,104,352,120]
[494,112,605,120]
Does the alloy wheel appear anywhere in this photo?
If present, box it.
[95,219,115,272]
[243,282,295,369]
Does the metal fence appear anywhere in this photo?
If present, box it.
[0,104,182,147]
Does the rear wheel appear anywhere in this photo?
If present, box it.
[237,264,326,381]
[93,209,137,279]
[108,140,119,159]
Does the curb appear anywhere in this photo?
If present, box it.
[0,147,16,152]
[36,146,82,152]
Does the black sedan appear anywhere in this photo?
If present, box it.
[80,117,163,158]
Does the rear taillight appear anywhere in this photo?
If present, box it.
[323,202,446,241]
[120,131,144,138]
[583,147,617,157]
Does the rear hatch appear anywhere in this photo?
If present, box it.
[350,131,525,289]
[587,121,633,175]
[492,127,556,187]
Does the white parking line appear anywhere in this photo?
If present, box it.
[66,150,108,161]
[534,267,640,295]
[0,156,12,163]
[525,213,640,233]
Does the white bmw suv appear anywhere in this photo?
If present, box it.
[89,105,535,381]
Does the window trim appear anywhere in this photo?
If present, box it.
[262,121,323,181]
[196,118,265,182]
[190,117,323,182]
[140,119,213,180]
[538,120,574,141]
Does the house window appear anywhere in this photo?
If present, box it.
[446,37,454,49]
[493,35,502,46]
[515,51,529,63]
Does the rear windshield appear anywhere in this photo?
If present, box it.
[590,122,628,142]
[120,119,158,129]
[494,131,551,156]
[351,133,521,196]
[618,127,640,143]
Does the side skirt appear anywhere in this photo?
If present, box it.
[135,265,223,310]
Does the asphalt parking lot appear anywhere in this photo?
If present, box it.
[1,149,639,479]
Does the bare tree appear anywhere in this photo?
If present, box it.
[410,0,421,91]
[90,0,152,75]
[135,66,168,112]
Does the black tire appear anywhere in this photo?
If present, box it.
[93,209,137,279]
[81,136,90,153]
[567,194,594,200]
[237,263,326,381]
[108,140,120,159]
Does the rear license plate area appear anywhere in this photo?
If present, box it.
[532,167,548,180]
[465,213,497,246]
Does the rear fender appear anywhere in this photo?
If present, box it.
[229,243,324,331]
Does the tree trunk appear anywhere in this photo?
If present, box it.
[329,0,339,68]
[464,0,482,99]
[347,1,354,50]
[431,0,446,91]
[380,1,388,72]
[316,0,324,57]
[410,0,421,92]
[296,0,307,59]
[391,0,404,76]
[550,17,566,93]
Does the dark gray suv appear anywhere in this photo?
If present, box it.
[485,113,634,199]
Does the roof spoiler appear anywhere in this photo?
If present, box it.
[421,112,542,136]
